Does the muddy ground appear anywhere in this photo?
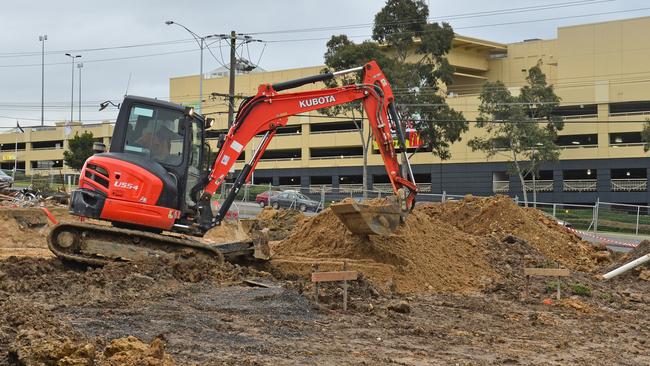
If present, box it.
[0,205,649,365]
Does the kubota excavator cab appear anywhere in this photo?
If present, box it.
[70,96,211,234]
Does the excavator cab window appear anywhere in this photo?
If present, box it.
[124,104,186,167]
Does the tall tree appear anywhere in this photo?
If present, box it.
[321,0,467,195]
[63,131,95,171]
[641,119,650,152]
[468,63,563,206]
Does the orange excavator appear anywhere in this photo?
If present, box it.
[47,61,418,265]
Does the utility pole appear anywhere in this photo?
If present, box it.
[77,63,83,123]
[65,53,81,122]
[39,35,47,127]
[221,32,261,127]
[228,31,237,128]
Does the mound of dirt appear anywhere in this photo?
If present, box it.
[254,207,305,240]
[421,195,597,272]
[272,195,600,294]
[204,220,251,243]
[273,205,498,294]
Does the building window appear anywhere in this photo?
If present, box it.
[30,160,63,169]
[260,149,301,161]
[609,101,650,116]
[553,104,597,118]
[556,134,597,147]
[310,121,358,134]
[279,176,300,185]
[310,146,363,159]
[609,132,642,146]
[611,169,647,192]
[492,172,509,193]
[310,176,331,185]
[32,140,64,150]
[0,143,26,151]
[563,169,596,192]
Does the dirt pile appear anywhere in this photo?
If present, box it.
[272,195,601,294]
[253,207,305,240]
[273,205,497,294]
[204,220,251,243]
[421,195,598,272]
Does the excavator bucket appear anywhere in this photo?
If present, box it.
[330,199,403,236]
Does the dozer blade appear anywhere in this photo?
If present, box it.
[330,199,403,236]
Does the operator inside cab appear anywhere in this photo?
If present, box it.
[124,105,184,166]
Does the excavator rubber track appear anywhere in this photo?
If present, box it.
[47,222,269,266]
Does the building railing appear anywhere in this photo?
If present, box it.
[309,129,358,135]
[31,146,63,151]
[611,178,647,192]
[492,180,509,193]
[524,180,554,192]
[563,114,598,120]
[609,110,650,117]
[563,179,597,192]
[609,142,645,148]
[560,144,598,149]
[310,155,363,160]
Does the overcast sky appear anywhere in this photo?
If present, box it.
[0,0,647,129]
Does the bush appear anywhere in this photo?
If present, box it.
[570,283,592,297]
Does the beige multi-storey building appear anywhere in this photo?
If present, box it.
[4,16,650,203]
[0,122,113,176]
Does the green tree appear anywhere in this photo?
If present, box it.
[63,131,95,171]
[468,63,563,206]
[321,0,467,195]
[641,119,650,152]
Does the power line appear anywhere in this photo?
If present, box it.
[247,0,611,35]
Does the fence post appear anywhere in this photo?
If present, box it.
[320,185,325,207]
[593,198,600,233]
[514,195,519,205]
[552,203,557,218]
[67,175,72,192]
[442,191,446,202]
[636,205,641,236]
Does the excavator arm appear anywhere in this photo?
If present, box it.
[198,61,417,235]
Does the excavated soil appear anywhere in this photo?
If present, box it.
[254,207,305,241]
[273,207,497,293]
[272,195,600,294]
[421,195,598,272]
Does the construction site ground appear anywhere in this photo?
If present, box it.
[1,198,649,365]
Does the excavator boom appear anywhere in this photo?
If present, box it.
[198,61,417,235]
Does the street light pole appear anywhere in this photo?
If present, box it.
[64,53,81,123]
[77,63,83,123]
[165,21,218,114]
[39,35,47,127]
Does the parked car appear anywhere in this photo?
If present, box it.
[269,190,321,212]
[0,170,13,190]
[255,190,281,207]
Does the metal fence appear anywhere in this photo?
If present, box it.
[216,183,650,237]
[2,169,80,194]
